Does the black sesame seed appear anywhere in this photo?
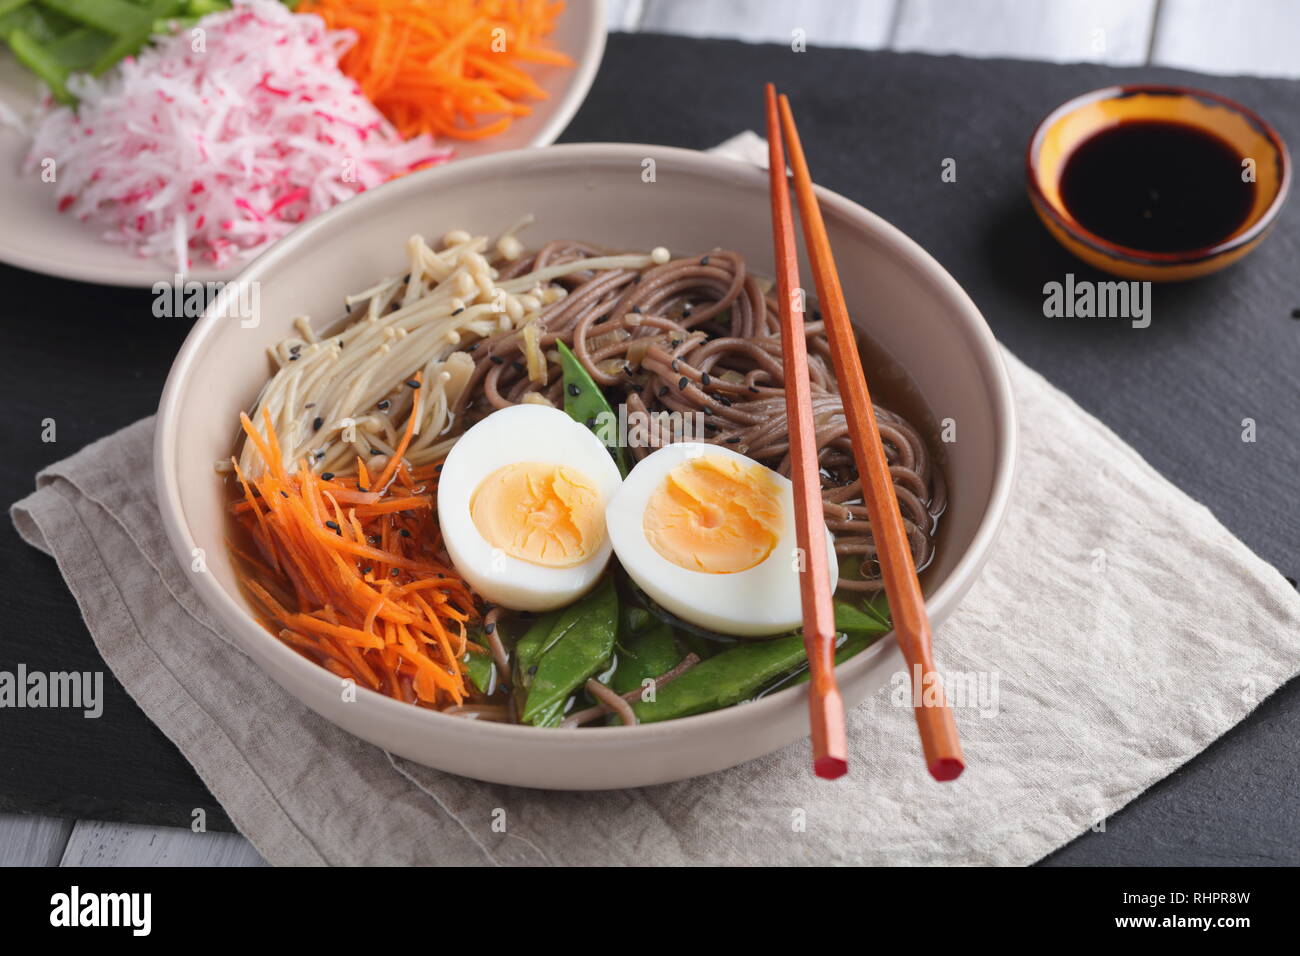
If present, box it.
[368,535,381,545]
[749,385,760,394]
[700,255,710,266]
[585,417,596,429]
[702,406,712,416]
[631,383,644,393]
[725,436,740,444]
[700,372,711,386]
[682,304,693,316]
[312,416,323,432]
[280,490,289,498]
[377,399,391,410]
[405,378,420,389]
[452,307,465,316]
[305,402,316,409]
[678,376,688,391]
[289,354,299,361]
[399,528,411,538]
[325,520,340,531]
[567,383,580,397]
[719,396,733,407]
[370,447,380,455]
[321,472,335,480]
[466,342,479,351]
[671,359,680,372]
[435,464,443,472]
[337,340,344,349]
[391,568,400,576]
[658,386,669,397]
[490,355,504,365]
[631,305,641,314]
[314,451,325,460]
[485,621,496,634]
[362,566,373,574]
[358,486,368,493]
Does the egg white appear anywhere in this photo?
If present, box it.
[437,404,623,611]
[605,443,838,637]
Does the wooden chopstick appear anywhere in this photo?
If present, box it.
[776,91,966,782]
[764,84,848,780]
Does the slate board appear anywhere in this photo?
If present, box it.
[1,35,1297,863]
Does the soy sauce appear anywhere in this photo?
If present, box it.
[1058,120,1254,253]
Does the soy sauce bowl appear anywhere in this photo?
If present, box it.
[1027,85,1290,281]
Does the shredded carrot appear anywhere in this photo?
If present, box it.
[299,0,573,141]
[230,413,476,708]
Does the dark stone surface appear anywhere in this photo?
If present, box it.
[2,35,1296,861]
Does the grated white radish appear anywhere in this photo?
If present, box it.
[25,0,450,273]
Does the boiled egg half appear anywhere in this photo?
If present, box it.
[437,404,622,611]
[605,443,837,636]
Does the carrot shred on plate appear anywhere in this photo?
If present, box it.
[299,0,573,141]
[230,406,475,708]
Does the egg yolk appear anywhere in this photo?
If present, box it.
[643,455,783,574]
[470,462,606,568]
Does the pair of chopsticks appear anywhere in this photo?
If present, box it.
[764,84,965,782]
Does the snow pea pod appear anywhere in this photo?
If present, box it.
[521,576,618,725]
[556,340,628,477]
[512,609,564,680]
[632,634,808,723]
[833,597,891,636]
[791,631,881,686]
[460,643,496,696]
[610,621,680,696]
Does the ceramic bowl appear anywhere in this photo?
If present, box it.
[1027,84,1290,281]
[155,142,1017,789]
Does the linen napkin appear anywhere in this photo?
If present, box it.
[12,134,1300,866]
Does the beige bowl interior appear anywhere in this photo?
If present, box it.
[157,143,1016,789]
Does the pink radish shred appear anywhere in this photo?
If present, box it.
[26,0,450,273]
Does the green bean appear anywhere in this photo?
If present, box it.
[39,0,152,37]
[556,340,628,477]
[1,4,72,44]
[611,622,679,696]
[0,1,34,23]
[46,26,111,68]
[632,634,808,723]
[6,28,72,102]
[521,576,618,725]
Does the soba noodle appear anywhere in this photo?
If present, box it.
[238,226,945,592]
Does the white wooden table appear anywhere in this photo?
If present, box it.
[3,0,1297,868]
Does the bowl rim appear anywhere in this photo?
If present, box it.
[1026,83,1292,266]
[154,141,1018,746]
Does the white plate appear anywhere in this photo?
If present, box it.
[0,0,605,287]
